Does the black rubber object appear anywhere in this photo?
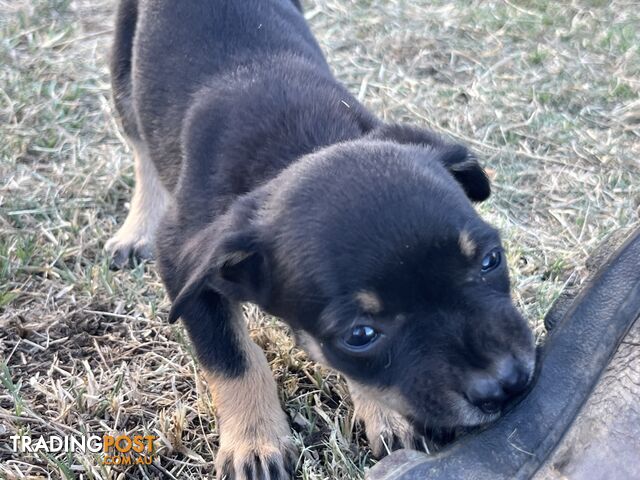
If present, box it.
[367,228,640,480]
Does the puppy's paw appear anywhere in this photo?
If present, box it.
[359,405,423,458]
[215,430,296,480]
[352,392,424,458]
[105,226,155,269]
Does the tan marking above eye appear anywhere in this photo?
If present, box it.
[355,290,383,314]
[459,229,477,258]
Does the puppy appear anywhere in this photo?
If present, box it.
[106,1,536,478]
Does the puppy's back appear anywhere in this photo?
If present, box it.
[126,0,327,189]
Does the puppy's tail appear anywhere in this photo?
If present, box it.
[110,0,140,140]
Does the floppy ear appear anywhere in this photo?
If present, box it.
[434,143,491,202]
[167,225,271,324]
[367,123,491,202]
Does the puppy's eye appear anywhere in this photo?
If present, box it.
[344,325,379,349]
[481,249,501,273]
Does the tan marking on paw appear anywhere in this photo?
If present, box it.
[349,381,422,458]
[105,143,169,268]
[205,309,296,479]
[355,290,382,314]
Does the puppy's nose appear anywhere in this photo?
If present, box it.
[465,375,506,414]
[465,357,531,414]
[497,355,531,395]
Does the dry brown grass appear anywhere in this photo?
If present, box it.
[1,0,638,478]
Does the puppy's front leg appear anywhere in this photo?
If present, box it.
[187,302,296,480]
[160,205,297,477]
[206,314,296,479]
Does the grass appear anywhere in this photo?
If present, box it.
[1,0,639,478]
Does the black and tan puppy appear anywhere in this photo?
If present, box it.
[106,1,536,478]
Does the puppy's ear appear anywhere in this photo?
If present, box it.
[367,123,491,202]
[167,223,270,324]
[366,123,443,147]
[434,143,491,202]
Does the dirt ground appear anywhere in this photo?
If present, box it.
[1,0,638,478]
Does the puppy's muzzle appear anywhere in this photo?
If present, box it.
[463,355,533,414]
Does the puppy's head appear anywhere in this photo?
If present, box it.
[170,124,535,430]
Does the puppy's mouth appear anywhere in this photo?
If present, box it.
[453,394,503,427]
[402,394,502,435]
[452,363,537,429]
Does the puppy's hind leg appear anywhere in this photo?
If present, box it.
[105,144,169,269]
[106,0,169,269]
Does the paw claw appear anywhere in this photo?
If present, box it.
[105,234,154,270]
[367,426,423,458]
[220,457,235,480]
[242,458,256,479]
[108,247,130,270]
[215,438,296,480]
[133,242,154,261]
